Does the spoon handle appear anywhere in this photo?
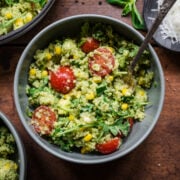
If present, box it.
[131,0,177,70]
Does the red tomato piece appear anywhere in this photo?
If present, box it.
[96,137,121,154]
[81,37,100,53]
[128,118,134,129]
[50,66,76,94]
[31,106,57,135]
[88,47,115,77]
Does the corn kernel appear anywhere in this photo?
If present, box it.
[63,92,72,99]
[5,12,12,19]
[81,146,90,154]
[14,163,18,170]
[76,72,83,78]
[14,18,23,28]
[139,90,145,96]
[79,127,85,131]
[54,46,61,55]
[121,103,128,110]
[92,76,102,83]
[83,133,92,142]
[4,163,10,170]
[138,77,144,85]
[69,114,75,121]
[45,53,52,60]
[107,47,114,53]
[63,94,69,99]
[121,88,128,96]
[29,68,36,76]
[24,12,33,23]
[41,70,48,77]
[86,92,95,100]
[107,75,114,82]
[73,54,78,59]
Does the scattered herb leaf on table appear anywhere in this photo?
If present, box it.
[106,0,145,30]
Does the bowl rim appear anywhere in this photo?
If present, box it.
[14,14,165,164]
[0,111,26,179]
[0,0,55,45]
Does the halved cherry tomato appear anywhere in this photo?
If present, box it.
[96,137,121,154]
[128,118,134,129]
[81,37,100,53]
[31,106,57,135]
[88,47,115,77]
[50,66,76,94]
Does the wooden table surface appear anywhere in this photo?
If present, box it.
[0,0,180,179]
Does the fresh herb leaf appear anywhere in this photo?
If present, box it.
[131,2,145,29]
[70,60,81,67]
[52,138,74,152]
[122,3,132,16]
[52,124,95,137]
[106,0,145,30]
[107,0,127,6]
[81,104,94,112]
[107,117,129,136]
[97,117,130,137]
[52,116,130,140]
[113,119,130,136]
[109,126,120,136]
[80,22,90,37]
[71,98,81,107]
[27,0,47,7]
[4,0,18,5]
[96,84,107,96]
[121,95,134,103]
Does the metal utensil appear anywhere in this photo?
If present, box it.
[131,0,177,70]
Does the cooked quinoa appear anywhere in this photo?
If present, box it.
[26,22,154,154]
[0,126,18,180]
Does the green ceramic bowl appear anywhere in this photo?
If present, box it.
[0,111,26,179]
[14,14,165,164]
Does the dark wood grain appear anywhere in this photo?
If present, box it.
[0,1,180,180]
